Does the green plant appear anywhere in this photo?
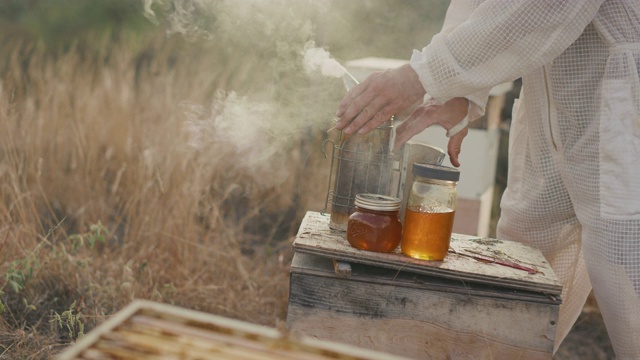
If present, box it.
[3,255,40,294]
[22,297,36,312]
[50,301,85,340]
[69,221,109,252]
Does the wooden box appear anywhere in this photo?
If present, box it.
[286,212,562,360]
[57,299,408,360]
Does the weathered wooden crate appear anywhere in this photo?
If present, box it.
[57,299,408,359]
[286,211,562,360]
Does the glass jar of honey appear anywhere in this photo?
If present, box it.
[401,163,459,261]
[346,194,402,253]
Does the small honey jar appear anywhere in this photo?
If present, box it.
[346,194,402,253]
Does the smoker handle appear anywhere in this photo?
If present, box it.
[321,138,336,215]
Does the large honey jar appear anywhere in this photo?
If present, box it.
[401,163,459,261]
[346,194,402,253]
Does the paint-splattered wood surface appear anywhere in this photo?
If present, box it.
[293,211,562,296]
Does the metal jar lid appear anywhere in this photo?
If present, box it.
[354,194,401,211]
[412,163,460,182]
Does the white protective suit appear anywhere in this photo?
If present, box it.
[410,0,640,358]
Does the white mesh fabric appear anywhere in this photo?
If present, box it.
[409,1,640,358]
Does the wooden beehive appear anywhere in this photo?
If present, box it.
[286,211,562,360]
[57,299,409,360]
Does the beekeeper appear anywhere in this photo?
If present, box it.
[335,1,640,358]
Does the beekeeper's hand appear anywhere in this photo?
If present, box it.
[393,97,469,167]
[335,64,425,135]
[447,127,468,167]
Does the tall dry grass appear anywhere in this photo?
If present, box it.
[0,30,330,358]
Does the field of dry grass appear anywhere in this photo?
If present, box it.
[0,25,337,357]
[0,1,453,356]
[4,2,614,359]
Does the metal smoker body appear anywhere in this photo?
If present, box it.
[323,130,446,231]
[323,71,446,231]
[322,120,396,231]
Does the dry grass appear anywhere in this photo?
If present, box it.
[0,29,331,358]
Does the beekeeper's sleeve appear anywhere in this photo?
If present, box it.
[411,0,605,102]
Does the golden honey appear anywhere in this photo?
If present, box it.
[401,208,455,261]
[346,194,402,253]
[401,163,459,261]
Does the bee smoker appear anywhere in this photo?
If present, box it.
[322,119,396,231]
[322,129,445,231]
[322,71,445,231]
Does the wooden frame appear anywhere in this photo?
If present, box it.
[58,300,408,359]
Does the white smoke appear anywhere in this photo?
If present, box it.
[183,91,289,186]
[144,0,344,189]
[185,92,275,152]
[303,44,348,79]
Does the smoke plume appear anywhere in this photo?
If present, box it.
[144,0,344,189]
[303,45,348,79]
